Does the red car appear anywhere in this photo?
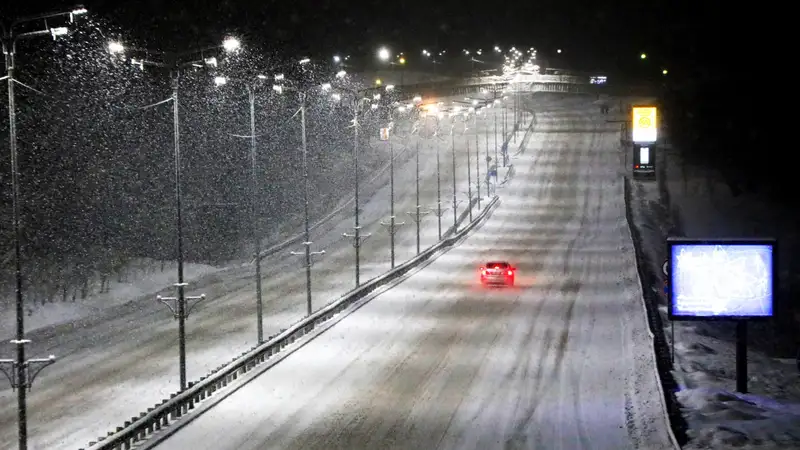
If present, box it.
[480,261,516,286]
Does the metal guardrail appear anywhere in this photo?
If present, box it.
[81,195,501,450]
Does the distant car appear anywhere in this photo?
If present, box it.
[480,261,516,286]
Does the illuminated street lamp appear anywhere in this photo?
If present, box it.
[640,53,647,59]
[662,69,668,75]
[1,8,87,449]
[378,47,390,61]
[222,36,241,52]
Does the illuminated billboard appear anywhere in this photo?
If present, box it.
[632,106,657,143]
[667,238,776,320]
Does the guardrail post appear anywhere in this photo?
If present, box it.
[156,283,207,391]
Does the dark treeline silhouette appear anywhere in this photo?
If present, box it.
[0,19,387,308]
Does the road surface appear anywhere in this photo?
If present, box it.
[0,95,509,449]
[157,95,675,450]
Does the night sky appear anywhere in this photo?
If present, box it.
[5,0,786,195]
[8,0,762,80]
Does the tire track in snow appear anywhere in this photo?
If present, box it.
[279,291,519,450]
[502,109,594,448]
[563,121,607,449]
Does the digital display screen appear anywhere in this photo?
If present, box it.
[640,147,650,165]
[669,240,775,319]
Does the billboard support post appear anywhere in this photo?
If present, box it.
[736,321,748,393]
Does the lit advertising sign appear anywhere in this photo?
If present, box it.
[632,106,657,143]
[667,238,776,320]
[639,146,649,165]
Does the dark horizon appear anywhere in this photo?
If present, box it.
[6,0,764,79]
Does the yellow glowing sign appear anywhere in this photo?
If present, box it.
[632,106,657,143]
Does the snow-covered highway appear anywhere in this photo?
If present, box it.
[0,95,498,450]
[156,96,677,450]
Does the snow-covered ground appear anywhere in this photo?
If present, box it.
[0,259,222,333]
[0,113,406,338]
[625,98,800,449]
[0,93,524,450]
[154,95,675,450]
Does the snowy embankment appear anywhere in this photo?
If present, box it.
[0,259,221,333]
[0,125,398,338]
[625,104,800,448]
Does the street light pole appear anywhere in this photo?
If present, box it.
[451,125,458,231]
[300,94,313,315]
[495,105,500,169]
[1,10,87,446]
[475,113,481,209]
[436,138,443,239]
[155,72,206,393]
[380,110,404,268]
[248,86,264,342]
[110,40,224,393]
[405,134,429,254]
[503,97,507,147]
[485,114,492,190]
[172,73,189,391]
[466,138,472,222]
[354,103,361,283]
[6,42,29,450]
[342,98,371,286]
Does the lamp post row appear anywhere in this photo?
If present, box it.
[1,14,521,448]
[1,8,88,450]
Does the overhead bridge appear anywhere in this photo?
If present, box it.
[364,73,593,100]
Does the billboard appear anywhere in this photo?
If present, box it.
[667,238,776,320]
[632,106,657,143]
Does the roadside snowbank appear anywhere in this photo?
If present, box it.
[626,117,800,448]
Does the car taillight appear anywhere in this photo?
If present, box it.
[481,269,486,275]
[507,270,513,276]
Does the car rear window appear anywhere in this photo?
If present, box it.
[485,261,509,268]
